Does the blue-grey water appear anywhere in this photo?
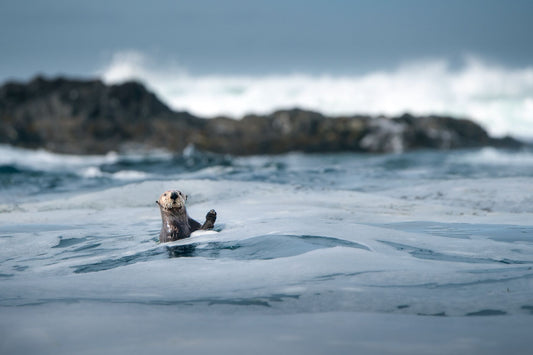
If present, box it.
[1,144,533,355]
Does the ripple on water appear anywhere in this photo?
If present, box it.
[521,305,533,314]
[73,248,165,274]
[376,222,533,243]
[72,234,370,274]
[466,309,507,316]
[53,236,89,248]
[379,240,532,265]
[167,234,370,260]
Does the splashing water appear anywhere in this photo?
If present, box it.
[100,52,533,139]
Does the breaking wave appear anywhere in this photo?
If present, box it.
[99,51,533,138]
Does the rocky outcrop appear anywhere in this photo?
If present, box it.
[0,76,524,155]
[0,76,201,153]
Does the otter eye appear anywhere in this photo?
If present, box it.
[163,193,167,196]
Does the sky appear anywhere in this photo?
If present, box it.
[1,0,533,137]
[1,0,533,79]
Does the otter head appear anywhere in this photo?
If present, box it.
[156,190,188,214]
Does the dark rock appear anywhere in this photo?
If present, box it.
[194,109,370,155]
[0,76,525,155]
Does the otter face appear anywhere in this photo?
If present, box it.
[156,190,188,211]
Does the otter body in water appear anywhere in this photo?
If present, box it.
[156,190,216,243]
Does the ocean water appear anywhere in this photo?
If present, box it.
[1,144,533,354]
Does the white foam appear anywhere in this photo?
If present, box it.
[79,166,105,178]
[0,145,163,182]
[458,147,533,166]
[79,168,150,180]
[111,170,150,180]
[99,51,533,138]
[190,230,219,237]
[0,144,119,171]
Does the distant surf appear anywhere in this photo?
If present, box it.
[99,51,533,139]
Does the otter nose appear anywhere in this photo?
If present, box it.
[170,191,179,200]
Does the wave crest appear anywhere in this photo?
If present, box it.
[99,51,533,138]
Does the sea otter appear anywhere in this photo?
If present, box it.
[156,190,216,243]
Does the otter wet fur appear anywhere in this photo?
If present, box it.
[156,190,217,243]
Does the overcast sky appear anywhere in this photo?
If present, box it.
[1,0,533,81]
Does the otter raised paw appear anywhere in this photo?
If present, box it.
[156,190,217,243]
